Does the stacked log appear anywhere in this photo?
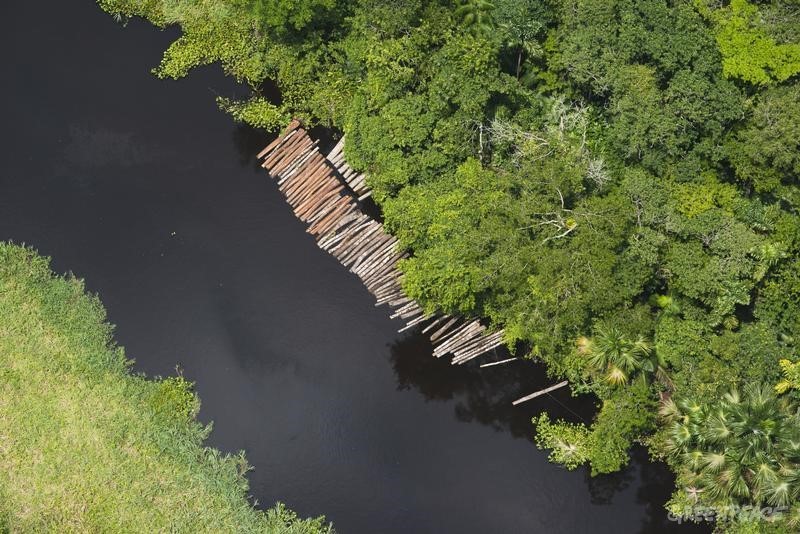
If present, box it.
[325,137,371,200]
[259,120,505,364]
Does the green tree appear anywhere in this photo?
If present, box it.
[534,379,656,475]
[776,359,800,395]
[578,326,657,386]
[726,85,800,208]
[661,384,800,528]
[698,0,800,85]
[455,0,495,36]
[493,0,548,82]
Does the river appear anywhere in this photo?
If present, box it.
[0,2,705,532]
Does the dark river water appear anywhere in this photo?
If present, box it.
[1,2,708,533]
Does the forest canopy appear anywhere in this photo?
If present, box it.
[97,0,800,530]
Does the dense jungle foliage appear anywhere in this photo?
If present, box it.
[97,0,799,530]
[0,243,331,532]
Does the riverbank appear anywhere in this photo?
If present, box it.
[0,242,330,532]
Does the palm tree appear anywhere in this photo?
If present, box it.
[661,383,800,511]
[579,325,655,386]
[455,0,495,37]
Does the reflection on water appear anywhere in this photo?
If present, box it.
[232,124,270,170]
[587,462,634,505]
[389,331,709,533]
[389,329,594,440]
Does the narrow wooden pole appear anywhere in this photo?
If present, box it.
[512,381,569,406]
[479,357,519,368]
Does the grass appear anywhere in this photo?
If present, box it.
[0,243,332,533]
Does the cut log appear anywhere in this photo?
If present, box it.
[511,381,569,406]
[479,357,519,368]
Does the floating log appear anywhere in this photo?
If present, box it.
[511,381,570,406]
[323,135,371,197]
[452,331,506,364]
[433,322,485,358]
[398,313,434,333]
[429,317,460,343]
[421,315,449,334]
[480,357,519,368]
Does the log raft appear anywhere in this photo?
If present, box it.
[259,120,505,365]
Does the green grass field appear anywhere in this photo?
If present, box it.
[0,243,331,533]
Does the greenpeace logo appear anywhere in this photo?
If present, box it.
[668,505,789,524]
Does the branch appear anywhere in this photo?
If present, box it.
[542,224,577,244]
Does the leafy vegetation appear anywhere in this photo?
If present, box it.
[0,243,331,533]
[660,385,800,530]
[97,0,800,529]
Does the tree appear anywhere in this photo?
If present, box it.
[249,0,340,33]
[493,0,548,82]
[776,359,800,395]
[726,85,800,208]
[578,326,657,386]
[698,0,800,86]
[534,379,656,475]
[454,0,495,37]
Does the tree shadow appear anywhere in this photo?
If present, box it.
[232,124,272,171]
[388,329,596,441]
[585,465,635,505]
[388,330,709,528]
[308,124,339,155]
[632,447,711,533]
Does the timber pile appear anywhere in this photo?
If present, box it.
[258,120,505,364]
[325,136,370,200]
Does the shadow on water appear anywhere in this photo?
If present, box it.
[388,329,596,441]
[634,447,711,533]
[587,463,635,505]
[580,447,709,532]
[308,124,338,154]
[232,123,339,171]
[232,125,271,170]
[389,330,711,533]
